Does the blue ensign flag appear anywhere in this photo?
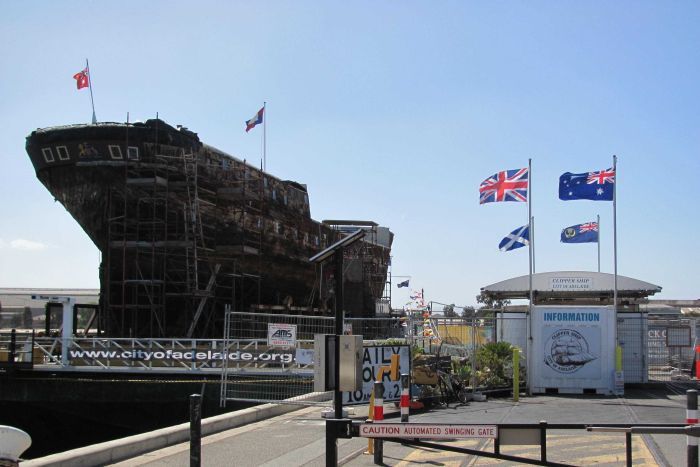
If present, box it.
[397,280,409,288]
[499,225,530,252]
[559,168,615,201]
[561,222,599,244]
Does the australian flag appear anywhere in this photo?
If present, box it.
[499,225,530,252]
[559,168,615,201]
[561,222,599,244]
[397,280,409,288]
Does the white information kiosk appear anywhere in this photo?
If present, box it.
[481,271,663,395]
[531,305,615,394]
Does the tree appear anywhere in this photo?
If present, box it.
[461,306,476,317]
[443,303,458,317]
[476,292,511,310]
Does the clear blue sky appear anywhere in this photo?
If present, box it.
[1,1,698,308]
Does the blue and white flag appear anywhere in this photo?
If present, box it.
[397,280,409,288]
[561,222,599,243]
[499,225,530,251]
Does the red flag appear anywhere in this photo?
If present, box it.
[73,68,89,90]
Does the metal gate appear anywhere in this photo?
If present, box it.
[218,309,409,406]
[351,420,688,467]
[647,316,697,382]
[219,309,335,406]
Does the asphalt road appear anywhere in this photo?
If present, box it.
[110,385,693,466]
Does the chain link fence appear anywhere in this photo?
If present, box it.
[220,311,333,406]
[220,311,410,406]
[10,307,698,407]
[646,316,697,382]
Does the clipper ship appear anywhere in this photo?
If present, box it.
[25,119,393,338]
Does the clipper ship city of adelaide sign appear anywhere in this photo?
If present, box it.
[549,277,593,291]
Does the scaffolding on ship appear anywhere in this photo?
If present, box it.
[102,128,263,338]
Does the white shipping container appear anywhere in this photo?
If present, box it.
[531,305,616,395]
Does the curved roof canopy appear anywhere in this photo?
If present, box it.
[481,271,661,302]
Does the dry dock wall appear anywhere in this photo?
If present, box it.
[20,394,327,467]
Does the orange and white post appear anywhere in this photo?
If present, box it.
[400,373,410,422]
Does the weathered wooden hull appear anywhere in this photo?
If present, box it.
[26,120,392,338]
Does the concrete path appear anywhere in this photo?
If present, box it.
[103,386,690,467]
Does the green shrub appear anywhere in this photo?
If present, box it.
[476,342,524,387]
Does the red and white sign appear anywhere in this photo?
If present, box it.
[267,323,297,348]
[359,423,497,439]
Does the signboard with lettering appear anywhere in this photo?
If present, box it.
[667,326,691,347]
[532,306,615,394]
[359,423,497,439]
[267,323,297,348]
[549,277,593,291]
[343,344,410,406]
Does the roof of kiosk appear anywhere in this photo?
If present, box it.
[481,271,661,301]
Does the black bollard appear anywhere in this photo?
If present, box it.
[9,329,16,364]
[539,420,548,463]
[190,394,202,467]
[688,390,698,467]
[373,381,384,465]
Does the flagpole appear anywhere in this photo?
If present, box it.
[263,101,267,172]
[86,59,97,124]
[531,215,535,273]
[528,158,533,305]
[613,156,618,311]
[527,158,533,395]
[597,213,601,273]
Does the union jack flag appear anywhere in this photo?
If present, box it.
[587,168,615,185]
[579,222,598,233]
[479,168,529,204]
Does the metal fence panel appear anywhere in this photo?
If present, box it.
[617,314,648,383]
[220,312,411,406]
[647,317,696,382]
[220,311,334,406]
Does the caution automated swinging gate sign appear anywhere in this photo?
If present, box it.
[359,423,497,439]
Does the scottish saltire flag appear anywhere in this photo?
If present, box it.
[397,280,409,288]
[245,106,264,132]
[561,222,599,244]
[559,168,615,201]
[499,225,530,251]
[479,168,529,204]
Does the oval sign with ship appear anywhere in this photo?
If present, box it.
[544,328,597,373]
